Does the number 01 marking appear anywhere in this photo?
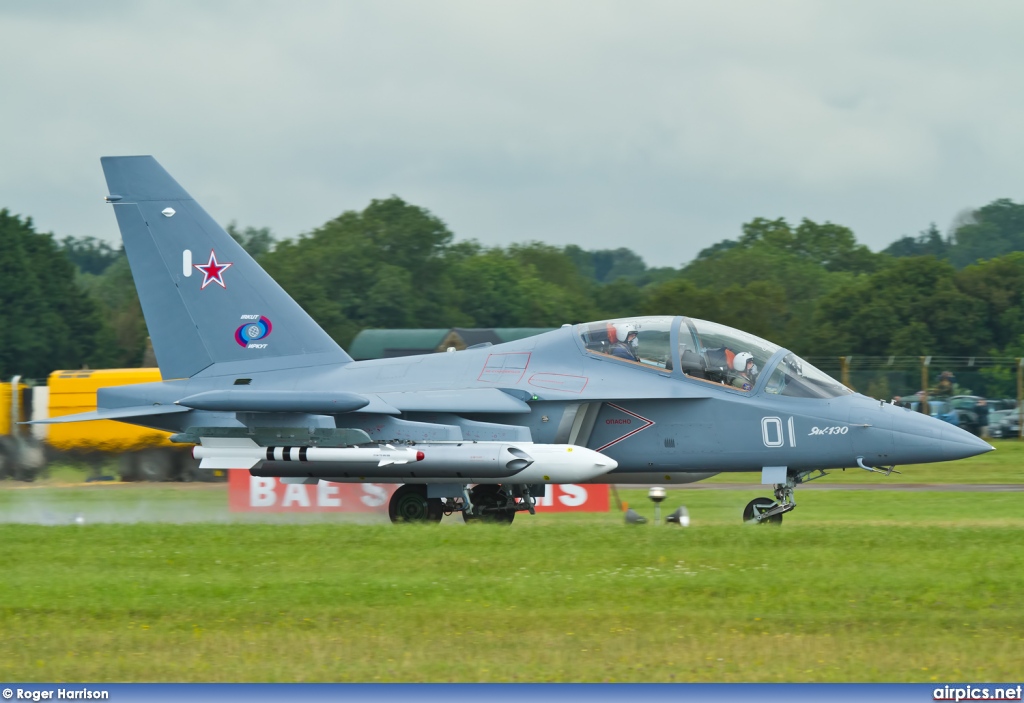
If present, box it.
[761,417,783,447]
[762,416,796,448]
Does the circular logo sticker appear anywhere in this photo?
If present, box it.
[235,316,273,347]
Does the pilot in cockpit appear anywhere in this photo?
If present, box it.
[610,323,640,361]
[730,351,758,390]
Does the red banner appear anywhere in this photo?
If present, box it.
[228,471,608,513]
[533,483,609,512]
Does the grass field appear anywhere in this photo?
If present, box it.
[0,477,1022,683]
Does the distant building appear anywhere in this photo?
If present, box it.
[349,328,555,361]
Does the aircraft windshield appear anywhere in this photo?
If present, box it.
[763,353,852,399]
[579,316,852,397]
[578,317,674,370]
[678,318,780,392]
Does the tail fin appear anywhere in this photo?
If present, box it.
[101,156,350,378]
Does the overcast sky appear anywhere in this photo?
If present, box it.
[2,0,1022,266]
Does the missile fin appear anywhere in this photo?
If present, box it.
[199,456,260,470]
[199,437,261,449]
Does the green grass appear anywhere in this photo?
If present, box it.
[0,481,229,524]
[0,487,1022,682]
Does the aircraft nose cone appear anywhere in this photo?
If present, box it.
[889,406,993,464]
[939,425,994,461]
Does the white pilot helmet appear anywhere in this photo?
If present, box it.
[613,322,637,343]
[732,351,754,372]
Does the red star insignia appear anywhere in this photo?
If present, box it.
[193,250,233,290]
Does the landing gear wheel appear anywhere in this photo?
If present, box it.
[743,497,782,525]
[117,453,139,482]
[177,454,196,483]
[136,449,173,482]
[389,485,442,523]
[462,484,515,525]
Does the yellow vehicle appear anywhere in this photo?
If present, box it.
[0,376,44,480]
[1,369,210,481]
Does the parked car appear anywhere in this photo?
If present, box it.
[947,396,1020,436]
[901,398,963,427]
[990,409,1022,439]
[946,396,987,435]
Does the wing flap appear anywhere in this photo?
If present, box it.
[375,389,530,414]
[176,390,370,413]
[26,404,191,425]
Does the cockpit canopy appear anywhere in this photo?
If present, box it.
[577,316,675,370]
[762,352,852,399]
[679,318,778,391]
[577,316,852,399]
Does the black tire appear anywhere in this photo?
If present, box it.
[388,484,441,523]
[136,449,173,482]
[178,455,196,483]
[15,441,45,481]
[0,438,15,480]
[743,497,782,525]
[117,453,139,481]
[176,449,203,482]
[462,484,515,525]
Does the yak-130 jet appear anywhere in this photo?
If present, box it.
[35,156,993,524]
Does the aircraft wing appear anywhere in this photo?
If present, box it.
[175,390,371,413]
[374,389,531,414]
[174,388,529,415]
[29,388,531,426]
[26,404,191,424]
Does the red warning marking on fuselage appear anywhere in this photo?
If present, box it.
[528,373,588,393]
[594,403,655,453]
[477,352,531,384]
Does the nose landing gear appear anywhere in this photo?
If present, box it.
[743,495,787,525]
[743,469,828,525]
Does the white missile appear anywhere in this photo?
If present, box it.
[193,437,422,470]
[193,437,617,483]
[407,442,616,483]
[517,443,617,482]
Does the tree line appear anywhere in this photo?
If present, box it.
[4,197,1024,386]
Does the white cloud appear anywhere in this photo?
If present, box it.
[1,0,1023,264]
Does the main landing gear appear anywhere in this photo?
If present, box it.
[743,469,829,525]
[387,484,443,523]
[460,484,514,524]
[387,483,538,525]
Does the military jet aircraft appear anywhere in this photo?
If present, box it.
[36,156,993,524]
